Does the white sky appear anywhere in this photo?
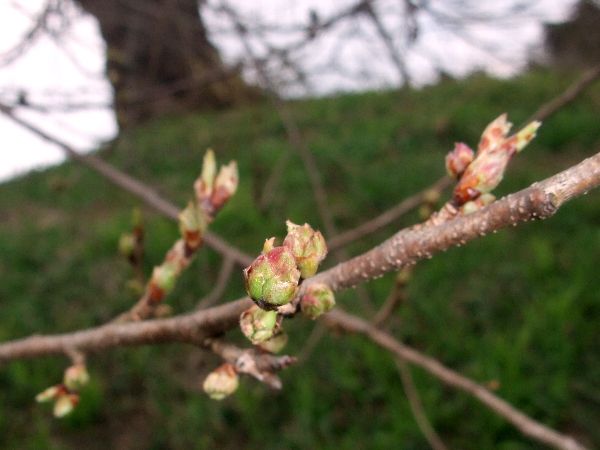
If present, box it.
[0,0,576,182]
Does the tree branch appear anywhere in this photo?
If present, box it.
[325,309,587,450]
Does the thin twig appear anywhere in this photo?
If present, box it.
[197,256,235,309]
[325,309,586,450]
[395,358,449,450]
[0,102,253,267]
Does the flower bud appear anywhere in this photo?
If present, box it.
[240,305,278,344]
[203,363,239,400]
[194,149,217,203]
[243,246,300,308]
[257,331,288,354]
[301,283,335,320]
[453,116,541,205]
[149,261,179,302]
[283,221,327,279]
[477,113,512,155]
[53,393,79,418]
[445,143,474,178]
[36,385,63,403]
[514,121,541,153]
[63,364,90,391]
[179,201,206,250]
[118,233,136,258]
[211,161,238,212]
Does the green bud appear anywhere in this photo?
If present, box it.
[211,161,238,212]
[149,261,179,301]
[243,246,300,308]
[178,201,206,250]
[301,283,335,320]
[63,364,90,391]
[240,305,278,344]
[257,331,288,354]
[203,363,239,400]
[195,149,217,203]
[118,233,135,258]
[283,221,327,279]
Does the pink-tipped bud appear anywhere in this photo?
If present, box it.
[53,393,79,418]
[63,364,90,391]
[179,201,207,251]
[453,115,542,205]
[283,221,327,279]
[211,161,238,212]
[36,385,64,403]
[477,113,512,155]
[240,305,278,344]
[257,331,288,354]
[203,363,239,400]
[149,261,179,302]
[243,246,300,309]
[301,283,336,320]
[194,149,217,203]
[445,143,474,178]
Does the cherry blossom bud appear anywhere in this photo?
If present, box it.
[203,363,239,400]
[301,283,336,320]
[36,385,63,403]
[211,161,238,212]
[179,201,206,251]
[118,233,136,258]
[195,149,217,203]
[477,113,512,155]
[453,116,541,205]
[149,261,178,302]
[445,143,474,178]
[243,246,300,309]
[283,221,327,279]
[53,393,79,418]
[257,331,288,354]
[240,305,278,344]
[514,121,541,153]
[63,364,90,391]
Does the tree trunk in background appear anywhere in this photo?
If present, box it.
[76,0,258,129]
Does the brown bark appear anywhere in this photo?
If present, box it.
[75,0,258,128]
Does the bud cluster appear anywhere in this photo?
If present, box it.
[447,114,541,206]
[300,283,336,320]
[243,221,328,311]
[36,364,90,418]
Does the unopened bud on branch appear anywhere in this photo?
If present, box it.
[63,364,90,391]
[258,330,288,354]
[211,161,238,212]
[149,261,179,302]
[244,246,300,309]
[36,385,63,403]
[53,393,79,418]
[240,305,278,344]
[118,233,136,258]
[179,201,206,251]
[301,283,336,320]
[453,115,541,205]
[445,143,474,179]
[195,149,217,203]
[283,221,327,279]
[203,363,239,400]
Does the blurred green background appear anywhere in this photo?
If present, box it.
[0,69,599,449]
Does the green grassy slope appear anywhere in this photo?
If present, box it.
[1,69,599,449]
